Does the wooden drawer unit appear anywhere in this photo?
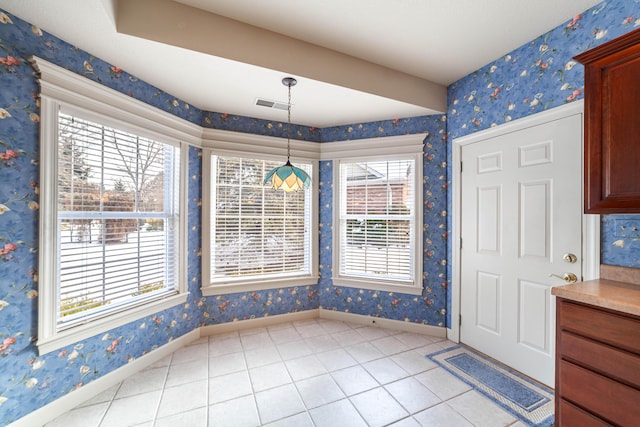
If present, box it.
[559,332,640,387]
[559,301,640,354]
[556,298,640,426]
[559,360,640,425]
[558,400,612,427]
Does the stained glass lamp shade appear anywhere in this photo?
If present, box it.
[263,77,311,192]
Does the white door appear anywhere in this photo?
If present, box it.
[460,113,582,387]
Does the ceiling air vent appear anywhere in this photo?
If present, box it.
[255,98,288,111]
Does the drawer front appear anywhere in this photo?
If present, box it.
[558,399,612,427]
[560,360,640,426]
[559,331,640,388]
[558,300,640,354]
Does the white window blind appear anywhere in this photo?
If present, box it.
[210,155,312,284]
[56,112,180,328]
[339,159,415,282]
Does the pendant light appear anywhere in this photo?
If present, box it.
[263,77,311,192]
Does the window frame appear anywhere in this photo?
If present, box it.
[34,57,190,354]
[201,143,319,296]
[327,135,424,295]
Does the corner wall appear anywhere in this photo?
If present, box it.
[318,119,449,326]
[0,11,320,424]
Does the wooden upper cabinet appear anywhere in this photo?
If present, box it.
[575,28,640,213]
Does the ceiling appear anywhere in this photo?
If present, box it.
[0,0,599,127]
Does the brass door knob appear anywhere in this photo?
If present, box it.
[563,253,578,263]
[549,273,578,283]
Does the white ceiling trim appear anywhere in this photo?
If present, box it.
[201,128,320,160]
[30,56,203,147]
[31,56,321,161]
[320,133,425,160]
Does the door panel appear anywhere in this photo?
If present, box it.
[460,113,582,387]
[520,180,550,259]
[476,271,501,334]
[519,140,552,167]
[518,279,551,354]
[477,185,501,253]
[478,151,503,173]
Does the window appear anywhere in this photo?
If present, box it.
[56,112,180,322]
[35,57,188,353]
[202,152,317,295]
[331,140,423,295]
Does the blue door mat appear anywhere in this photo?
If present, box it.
[427,345,554,426]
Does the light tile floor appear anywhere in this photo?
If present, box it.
[44,318,528,427]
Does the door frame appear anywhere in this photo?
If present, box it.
[448,101,600,342]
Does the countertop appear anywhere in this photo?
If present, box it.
[552,278,640,317]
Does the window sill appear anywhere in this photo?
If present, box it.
[202,276,319,296]
[331,276,423,296]
[36,292,189,355]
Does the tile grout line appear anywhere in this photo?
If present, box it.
[205,336,210,427]
[443,391,479,427]
[268,325,312,425]
[151,353,172,426]
[343,340,391,427]
[267,323,304,425]
[241,332,264,426]
[296,323,380,425]
[279,322,324,423]
[96,381,123,427]
[267,321,370,424]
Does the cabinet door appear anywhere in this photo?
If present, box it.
[576,28,640,213]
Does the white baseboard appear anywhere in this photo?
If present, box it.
[11,309,446,426]
[199,310,320,336]
[9,329,200,427]
[199,309,447,338]
[318,308,447,338]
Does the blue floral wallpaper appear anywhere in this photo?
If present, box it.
[318,117,449,327]
[0,11,208,418]
[601,215,640,267]
[447,0,640,273]
[0,10,321,425]
[202,111,321,143]
[3,0,640,423]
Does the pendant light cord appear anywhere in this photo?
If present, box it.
[286,80,291,162]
